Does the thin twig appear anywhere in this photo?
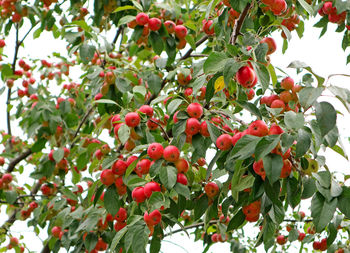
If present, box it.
[188,54,208,58]
[229,3,251,45]
[112,26,124,45]
[70,106,94,148]
[150,119,170,141]
[180,35,209,61]
[164,220,218,237]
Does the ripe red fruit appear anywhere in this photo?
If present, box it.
[280,159,292,178]
[144,181,161,198]
[197,157,206,166]
[322,2,336,15]
[139,105,154,117]
[148,17,162,31]
[203,20,215,35]
[114,221,126,231]
[236,66,257,88]
[269,123,284,135]
[319,238,328,251]
[0,39,5,48]
[100,169,115,186]
[281,77,294,90]
[2,173,13,184]
[144,209,162,226]
[51,226,61,238]
[174,25,188,39]
[175,158,189,173]
[246,88,255,100]
[115,207,127,222]
[313,241,321,250]
[135,159,152,175]
[125,112,141,127]
[216,134,232,150]
[136,13,149,26]
[164,20,176,33]
[271,99,286,112]
[147,143,164,160]
[247,120,269,137]
[271,0,287,16]
[187,103,203,118]
[232,131,244,146]
[204,182,220,198]
[260,37,277,55]
[112,160,128,175]
[279,91,292,103]
[211,233,219,243]
[132,186,146,203]
[185,118,201,136]
[163,145,180,162]
[276,235,287,245]
[298,232,306,242]
[177,173,188,185]
[200,121,210,137]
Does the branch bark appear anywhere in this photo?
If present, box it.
[6,149,32,173]
[180,35,209,61]
[229,3,251,45]
[70,106,94,149]
[164,220,218,238]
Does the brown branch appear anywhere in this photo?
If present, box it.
[112,26,124,45]
[149,119,170,141]
[6,149,32,173]
[70,106,94,149]
[41,244,50,253]
[188,54,208,58]
[180,35,209,61]
[229,3,252,45]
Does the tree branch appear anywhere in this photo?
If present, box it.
[229,3,251,45]
[150,119,170,141]
[112,26,124,45]
[180,35,209,61]
[164,220,218,238]
[70,106,94,149]
[6,149,32,173]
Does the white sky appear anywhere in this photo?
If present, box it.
[1,15,350,253]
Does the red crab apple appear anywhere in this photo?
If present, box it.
[164,20,176,33]
[147,143,164,160]
[216,134,232,150]
[187,103,203,118]
[148,17,162,31]
[185,118,201,135]
[115,207,127,222]
[163,145,180,162]
[144,209,162,226]
[247,120,269,137]
[174,25,187,39]
[203,19,215,35]
[139,105,154,117]
[177,173,188,185]
[144,181,161,198]
[260,37,277,55]
[268,123,284,135]
[125,112,140,127]
[136,12,149,26]
[2,173,13,184]
[132,186,146,203]
[100,169,115,186]
[200,121,210,137]
[236,66,257,88]
[0,157,4,166]
[175,158,189,173]
[51,226,61,238]
[271,99,286,112]
[276,235,287,245]
[112,160,128,175]
[204,182,220,198]
[281,77,294,90]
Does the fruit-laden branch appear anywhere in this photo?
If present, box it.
[70,106,94,149]
[180,35,209,61]
[150,119,170,141]
[0,181,42,233]
[6,149,32,173]
[230,3,252,45]
[163,220,218,237]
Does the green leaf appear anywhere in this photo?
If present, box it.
[61,188,78,201]
[295,128,311,158]
[118,15,136,26]
[252,62,270,92]
[311,193,337,232]
[110,226,127,250]
[174,183,190,199]
[315,101,337,137]
[146,73,162,94]
[231,175,255,192]
[254,43,268,63]
[79,43,96,64]
[113,5,137,12]
[53,148,64,163]
[203,52,228,74]
[330,179,343,197]
[284,111,305,130]
[149,32,164,55]
[206,150,222,181]
[223,60,243,85]
[235,101,262,119]
[254,135,280,161]
[118,124,130,145]
[288,61,325,87]
[298,0,314,15]
[263,153,283,184]
[301,177,317,199]
[298,87,324,109]
[167,99,183,115]
[1,64,13,80]
[227,209,245,231]
[230,135,261,160]
[104,185,120,216]
[194,194,209,221]
[31,138,47,152]
[93,99,118,105]
[159,166,177,189]
[328,85,350,113]
[337,187,350,218]
[206,121,221,144]
[84,233,98,252]
[267,64,277,87]
[5,191,18,205]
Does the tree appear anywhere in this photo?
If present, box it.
[0,0,350,252]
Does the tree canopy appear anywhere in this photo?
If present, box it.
[1,0,350,252]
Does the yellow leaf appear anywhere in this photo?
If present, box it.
[214,76,225,93]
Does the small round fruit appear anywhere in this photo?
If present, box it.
[163,145,180,162]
